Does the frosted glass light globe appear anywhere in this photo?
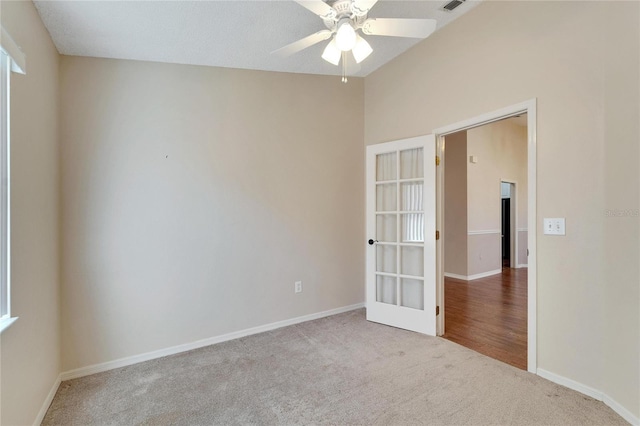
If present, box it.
[335,22,357,52]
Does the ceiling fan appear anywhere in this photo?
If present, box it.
[272,0,437,82]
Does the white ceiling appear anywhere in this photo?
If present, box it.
[33,0,480,77]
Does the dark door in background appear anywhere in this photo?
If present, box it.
[501,198,510,267]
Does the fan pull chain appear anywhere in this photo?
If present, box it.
[341,51,347,83]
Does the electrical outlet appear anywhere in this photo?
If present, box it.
[294,281,303,294]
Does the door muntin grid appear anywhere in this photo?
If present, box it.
[374,147,425,310]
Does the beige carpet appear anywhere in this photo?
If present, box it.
[43,309,626,425]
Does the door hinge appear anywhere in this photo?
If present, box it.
[436,156,440,166]
[436,230,440,240]
[436,306,440,316]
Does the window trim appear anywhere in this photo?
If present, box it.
[0,50,12,333]
[0,25,23,334]
[0,27,26,75]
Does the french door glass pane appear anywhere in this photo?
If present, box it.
[401,213,424,243]
[376,275,397,305]
[400,182,423,211]
[373,144,426,312]
[400,278,424,310]
[376,245,397,274]
[376,152,397,181]
[401,246,424,277]
[376,214,397,242]
[400,148,423,179]
[376,183,397,212]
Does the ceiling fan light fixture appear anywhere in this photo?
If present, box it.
[352,35,373,63]
[321,39,341,66]
[274,1,440,83]
[335,20,357,51]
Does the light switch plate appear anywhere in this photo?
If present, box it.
[543,218,566,235]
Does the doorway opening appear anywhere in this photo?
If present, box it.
[434,100,536,373]
[501,181,516,268]
[502,184,511,267]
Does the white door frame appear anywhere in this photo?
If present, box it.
[433,99,537,373]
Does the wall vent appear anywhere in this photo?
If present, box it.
[441,0,466,12]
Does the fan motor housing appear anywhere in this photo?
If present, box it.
[323,0,368,30]
[332,0,352,16]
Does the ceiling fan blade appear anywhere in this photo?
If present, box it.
[272,30,333,57]
[362,18,437,38]
[293,0,336,19]
[352,0,379,15]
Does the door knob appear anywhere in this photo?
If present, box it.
[368,239,378,245]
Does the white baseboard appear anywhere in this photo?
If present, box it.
[60,303,365,381]
[469,269,503,280]
[537,368,639,425]
[603,393,639,426]
[443,272,468,280]
[444,269,502,281]
[517,264,528,268]
[537,368,602,400]
[34,374,61,426]
[467,229,501,235]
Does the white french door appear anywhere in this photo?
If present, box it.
[365,135,436,335]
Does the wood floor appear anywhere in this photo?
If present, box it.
[443,267,527,370]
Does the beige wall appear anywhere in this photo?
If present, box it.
[467,120,527,232]
[445,120,527,278]
[0,1,61,424]
[59,57,365,371]
[466,119,527,275]
[602,1,640,415]
[517,231,528,267]
[444,131,467,276]
[466,233,501,277]
[365,0,638,418]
